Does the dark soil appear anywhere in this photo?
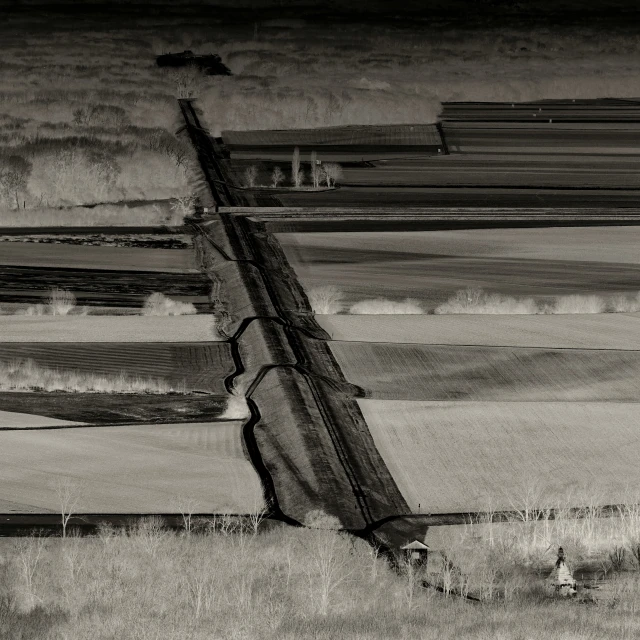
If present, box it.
[0,234,192,249]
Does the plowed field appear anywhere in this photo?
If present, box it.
[317,314,640,349]
[359,399,640,513]
[0,316,218,342]
[330,342,640,401]
[0,422,263,513]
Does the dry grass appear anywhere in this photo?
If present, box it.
[317,313,640,348]
[0,358,182,394]
[550,294,607,314]
[0,202,185,227]
[142,293,197,317]
[358,399,640,513]
[0,422,261,513]
[0,315,219,343]
[3,520,640,639]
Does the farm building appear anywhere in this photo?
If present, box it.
[400,539,430,565]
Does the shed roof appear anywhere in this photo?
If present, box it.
[401,540,430,551]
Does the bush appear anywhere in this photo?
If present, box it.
[307,285,344,314]
[243,165,258,188]
[551,294,606,314]
[350,298,423,314]
[608,292,640,313]
[142,292,197,316]
[435,288,539,315]
[220,389,251,419]
[46,288,76,316]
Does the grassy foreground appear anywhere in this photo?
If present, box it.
[2,517,640,640]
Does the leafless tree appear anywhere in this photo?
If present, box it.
[271,166,284,188]
[310,150,321,189]
[13,535,47,609]
[0,155,32,210]
[173,495,199,535]
[243,165,258,188]
[54,477,82,538]
[249,499,270,535]
[321,162,343,188]
[291,147,301,187]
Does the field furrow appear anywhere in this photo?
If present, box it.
[317,314,640,349]
[359,399,640,514]
[330,342,640,401]
[0,422,263,513]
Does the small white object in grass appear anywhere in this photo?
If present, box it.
[142,292,197,316]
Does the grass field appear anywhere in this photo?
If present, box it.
[330,342,640,401]
[0,316,219,342]
[0,241,199,272]
[359,399,640,513]
[317,313,640,349]
[0,343,232,394]
[0,409,83,429]
[0,421,262,513]
[277,228,640,310]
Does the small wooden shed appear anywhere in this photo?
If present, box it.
[401,540,430,566]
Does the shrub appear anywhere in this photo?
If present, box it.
[307,285,344,314]
[608,292,640,313]
[0,358,178,394]
[220,389,251,420]
[46,288,76,316]
[142,292,197,316]
[434,288,539,315]
[350,297,424,314]
[303,509,343,530]
[0,154,32,210]
[552,294,606,314]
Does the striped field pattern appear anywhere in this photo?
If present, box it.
[222,124,442,147]
[358,399,640,514]
[317,314,640,349]
[0,343,233,394]
[0,422,263,513]
[0,316,218,342]
[330,342,640,401]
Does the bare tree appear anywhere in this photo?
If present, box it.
[307,285,344,314]
[291,147,301,187]
[271,166,284,188]
[243,165,258,188]
[249,499,270,535]
[310,151,321,189]
[13,535,47,609]
[54,477,82,538]
[173,495,199,535]
[0,155,32,209]
[321,162,343,188]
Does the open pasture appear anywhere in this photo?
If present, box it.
[0,392,225,426]
[0,240,199,273]
[0,315,219,342]
[277,228,640,310]
[317,313,640,349]
[358,399,640,513]
[0,343,232,395]
[331,342,640,401]
[0,421,262,513]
